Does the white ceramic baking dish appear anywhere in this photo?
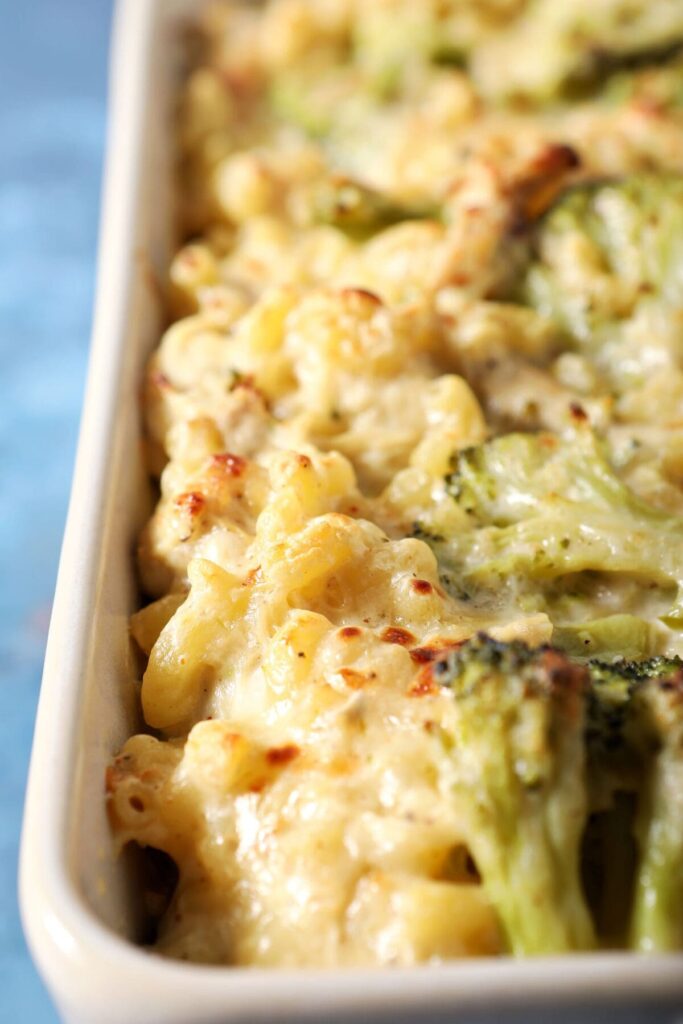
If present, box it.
[19,1,683,1021]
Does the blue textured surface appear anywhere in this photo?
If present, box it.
[0,0,112,1019]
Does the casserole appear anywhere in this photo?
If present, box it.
[19,0,683,1019]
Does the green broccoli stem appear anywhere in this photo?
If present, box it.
[632,751,683,952]
[469,804,596,955]
[439,637,596,955]
[586,657,683,952]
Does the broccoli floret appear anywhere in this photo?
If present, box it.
[351,0,532,96]
[585,660,642,805]
[629,660,683,952]
[431,634,595,955]
[591,656,683,683]
[523,175,683,389]
[472,0,683,101]
[586,656,683,951]
[436,427,683,627]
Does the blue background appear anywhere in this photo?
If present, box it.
[0,0,112,1018]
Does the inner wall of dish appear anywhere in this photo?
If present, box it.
[68,8,183,941]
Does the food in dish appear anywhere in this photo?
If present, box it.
[107,0,683,965]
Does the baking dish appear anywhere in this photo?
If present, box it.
[19,0,683,1021]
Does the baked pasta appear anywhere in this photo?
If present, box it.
[108,0,683,966]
